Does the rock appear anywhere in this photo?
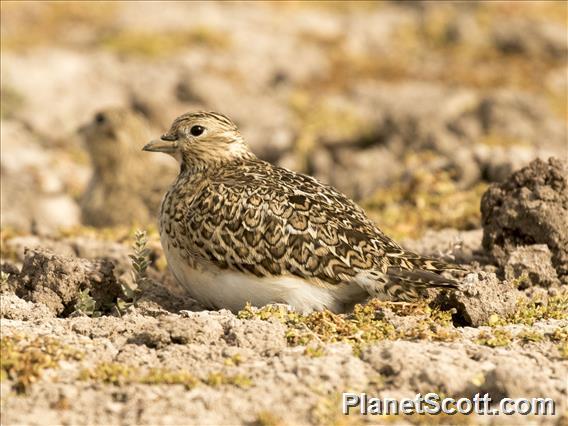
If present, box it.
[474,352,567,403]
[353,82,478,155]
[0,292,55,321]
[504,245,559,289]
[434,272,519,327]
[2,50,127,140]
[134,275,202,315]
[0,120,81,233]
[1,261,22,294]
[476,91,566,152]
[223,317,287,354]
[14,248,123,317]
[492,19,568,60]
[474,144,546,183]
[320,146,400,200]
[1,236,77,263]
[129,313,226,348]
[347,82,568,193]
[36,196,82,232]
[481,157,568,280]
[361,341,482,396]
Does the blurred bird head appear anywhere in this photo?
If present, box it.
[143,111,252,170]
[80,108,149,172]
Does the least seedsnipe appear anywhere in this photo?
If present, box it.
[144,112,464,313]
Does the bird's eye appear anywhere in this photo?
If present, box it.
[190,125,205,136]
[95,112,106,124]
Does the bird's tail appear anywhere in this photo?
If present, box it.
[379,252,465,302]
[408,255,467,276]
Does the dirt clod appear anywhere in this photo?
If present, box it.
[434,272,520,327]
[14,248,123,317]
[504,245,560,289]
[481,157,568,281]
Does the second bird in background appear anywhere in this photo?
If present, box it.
[80,108,178,227]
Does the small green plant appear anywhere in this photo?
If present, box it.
[130,229,150,287]
[115,229,150,313]
[73,289,101,317]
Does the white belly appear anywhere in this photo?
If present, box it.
[162,237,365,314]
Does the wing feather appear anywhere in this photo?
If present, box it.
[180,160,460,298]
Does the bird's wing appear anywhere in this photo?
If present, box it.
[180,161,439,290]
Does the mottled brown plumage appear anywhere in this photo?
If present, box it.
[145,112,461,313]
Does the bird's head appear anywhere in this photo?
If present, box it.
[143,111,253,171]
[80,108,150,172]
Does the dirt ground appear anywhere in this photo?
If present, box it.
[2,177,567,424]
[1,2,567,425]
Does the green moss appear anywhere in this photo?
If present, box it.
[223,354,244,366]
[488,295,568,327]
[476,329,512,348]
[141,369,199,389]
[550,326,568,342]
[363,167,487,239]
[253,411,285,426]
[79,362,134,385]
[479,132,531,148]
[508,272,532,290]
[239,302,398,354]
[101,28,230,58]
[205,372,252,388]
[1,2,116,50]
[80,363,201,388]
[239,300,457,354]
[557,341,568,359]
[80,362,250,389]
[304,345,326,358]
[1,335,83,393]
[549,326,568,359]
[516,330,544,343]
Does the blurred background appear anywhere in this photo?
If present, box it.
[1,1,567,240]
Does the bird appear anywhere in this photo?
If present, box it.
[80,108,177,227]
[143,111,462,314]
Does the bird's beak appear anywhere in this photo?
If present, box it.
[143,139,178,153]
